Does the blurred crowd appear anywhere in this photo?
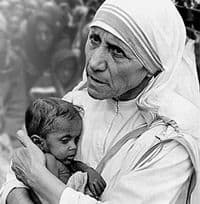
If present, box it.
[0,0,105,186]
[0,0,105,147]
[174,0,200,31]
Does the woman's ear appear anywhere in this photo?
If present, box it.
[30,134,47,152]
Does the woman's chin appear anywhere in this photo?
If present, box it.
[87,87,110,100]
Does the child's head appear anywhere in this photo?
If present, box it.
[25,97,82,165]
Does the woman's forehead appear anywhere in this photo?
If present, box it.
[89,26,133,55]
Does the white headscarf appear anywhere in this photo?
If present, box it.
[90,0,200,136]
[74,0,200,203]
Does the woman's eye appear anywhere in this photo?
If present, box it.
[89,34,101,46]
[111,46,125,58]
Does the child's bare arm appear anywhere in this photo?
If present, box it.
[6,188,35,204]
[25,153,71,204]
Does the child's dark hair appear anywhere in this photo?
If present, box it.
[25,97,83,139]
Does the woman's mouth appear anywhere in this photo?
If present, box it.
[89,75,106,84]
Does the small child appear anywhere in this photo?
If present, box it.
[25,97,106,202]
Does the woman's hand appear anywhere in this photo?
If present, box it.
[11,129,45,187]
[11,130,67,204]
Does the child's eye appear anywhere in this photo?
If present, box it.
[61,140,69,144]
[61,137,70,144]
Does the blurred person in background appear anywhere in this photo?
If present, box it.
[51,49,80,95]
[0,0,10,19]
[9,0,25,19]
[72,0,104,79]
[55,0,83,8]
[0,12,27,148]
[0,11,13,187]
[23,0,40,18]
[59,2,74,36]
[56,0,88,51]
[8,15,24,49]
[19,8,64,101]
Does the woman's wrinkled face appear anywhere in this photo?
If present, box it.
[35,21,53,52]
[85,27,148,100]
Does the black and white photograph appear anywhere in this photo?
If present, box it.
[0,0,200,203]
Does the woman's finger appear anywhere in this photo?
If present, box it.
[16,130,32,147]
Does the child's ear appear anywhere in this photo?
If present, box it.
[30,134,47,152]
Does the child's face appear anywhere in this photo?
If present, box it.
[45,118,82,165]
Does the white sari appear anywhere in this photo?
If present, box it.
[75,0,200,203]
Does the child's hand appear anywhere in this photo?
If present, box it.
[86,167,106,198]
[45,153,71,184]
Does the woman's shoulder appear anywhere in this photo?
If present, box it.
[62,88,105,111]
[62,88,89,104]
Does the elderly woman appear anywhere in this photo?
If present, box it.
[1,0,200,203]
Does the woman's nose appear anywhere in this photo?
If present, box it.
[89,47,107,72]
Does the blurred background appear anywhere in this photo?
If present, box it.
[0,0,199,187]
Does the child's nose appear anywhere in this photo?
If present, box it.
[68,140,77,150]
